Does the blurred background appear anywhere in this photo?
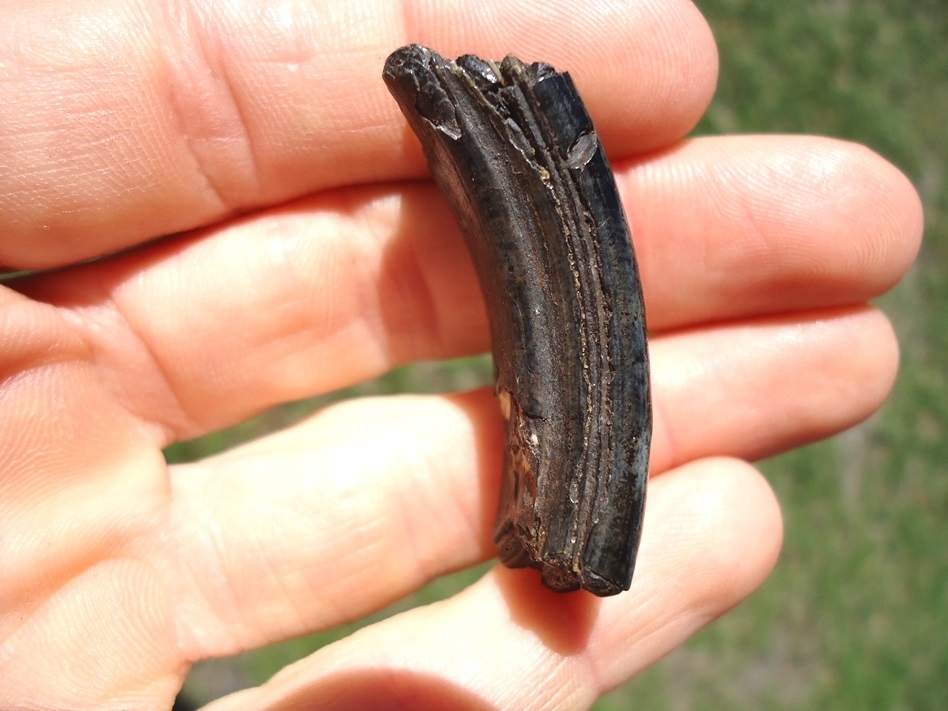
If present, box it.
[175,1,947,708]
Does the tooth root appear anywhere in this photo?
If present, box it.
[383,45,652,596]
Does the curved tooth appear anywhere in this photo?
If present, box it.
[383,45,651,596]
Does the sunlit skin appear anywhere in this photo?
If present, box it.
[0,1,922,709]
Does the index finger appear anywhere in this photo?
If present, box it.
[0,0,716,269]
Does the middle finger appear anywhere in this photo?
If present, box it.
[18,134,919,440]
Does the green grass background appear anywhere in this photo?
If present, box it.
[177,2,948,708]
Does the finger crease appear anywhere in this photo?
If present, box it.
[154,0,261,212]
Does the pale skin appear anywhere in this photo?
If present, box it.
[0,1,923,709]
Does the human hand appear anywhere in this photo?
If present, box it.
[0,1,922,709]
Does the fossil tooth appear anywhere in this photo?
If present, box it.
[383,45,651,596]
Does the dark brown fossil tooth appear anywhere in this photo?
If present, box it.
[383,45,651,596]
